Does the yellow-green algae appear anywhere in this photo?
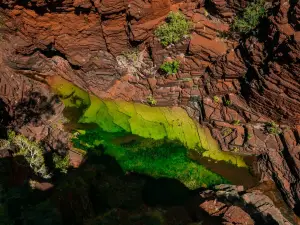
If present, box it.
[48,76,246,167]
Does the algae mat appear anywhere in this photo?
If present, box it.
[48,76,246,167]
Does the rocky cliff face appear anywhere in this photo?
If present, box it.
[0,0,299,222]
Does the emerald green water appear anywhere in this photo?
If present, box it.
[47,76,257,189]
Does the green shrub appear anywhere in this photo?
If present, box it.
[53,153,69,174]
[213,96,220,103]
[232,120,240,125]
[246,133,253,140]
[155,11,192,46]
[232,0,266,34]
[160,60,180,75]
[265,121,281,135]
[222,128,233,136]
[224,100,232,106]
[147,95,157,106]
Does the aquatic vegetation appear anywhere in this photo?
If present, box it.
[49,76,248,189]
[73,128,228,189]
[119,140,229,189]
[48,76,246,167]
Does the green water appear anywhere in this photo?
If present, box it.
[47,76,254,189]
[72,128,228,189]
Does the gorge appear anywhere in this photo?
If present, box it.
[0,0,299,224]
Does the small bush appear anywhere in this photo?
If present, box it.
[265,121,281,135]
[116,48,156,77]
[53,153,69,174]
[213,96,220,103]
[246,133,253,140]
[232,120,240,125]
[121,48,139,62]
[155,11,192,46]
[224,100,232,106]
[232,0,266,34]
[160,60,180,75]
[147,95,157,106]
[222,128,233,136]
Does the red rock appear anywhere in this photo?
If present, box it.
[92,0,126,15]
[275,0,290,24]
[102,15,130,56]
[73,0,92,8]
[211,48,247,78]
[189,33,228,62]
[147,77,157,90]
[208,0,247,20]
[199,200,227,216]
[223,206,254,225]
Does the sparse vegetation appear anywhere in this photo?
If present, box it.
[222,128,233,136]
[213,96,220,103]
[203,9,209,17]
[147,95,157,106]
[224,100,232,106]
[1,131,71,178]
[116,48,156,77]
[232,120,240,125]
[232,0,266,34]
[8,131,52,179]
[122,48,140,62]
[155,11,193,46]
[160,60,180,75]
[231,147,239,152]
[53,153,69,174]
[246,133,253,140]
[265,121,281,135]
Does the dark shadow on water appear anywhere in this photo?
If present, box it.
[1,145,296,225]
[0,146,225,225]
[142,177,190,207]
